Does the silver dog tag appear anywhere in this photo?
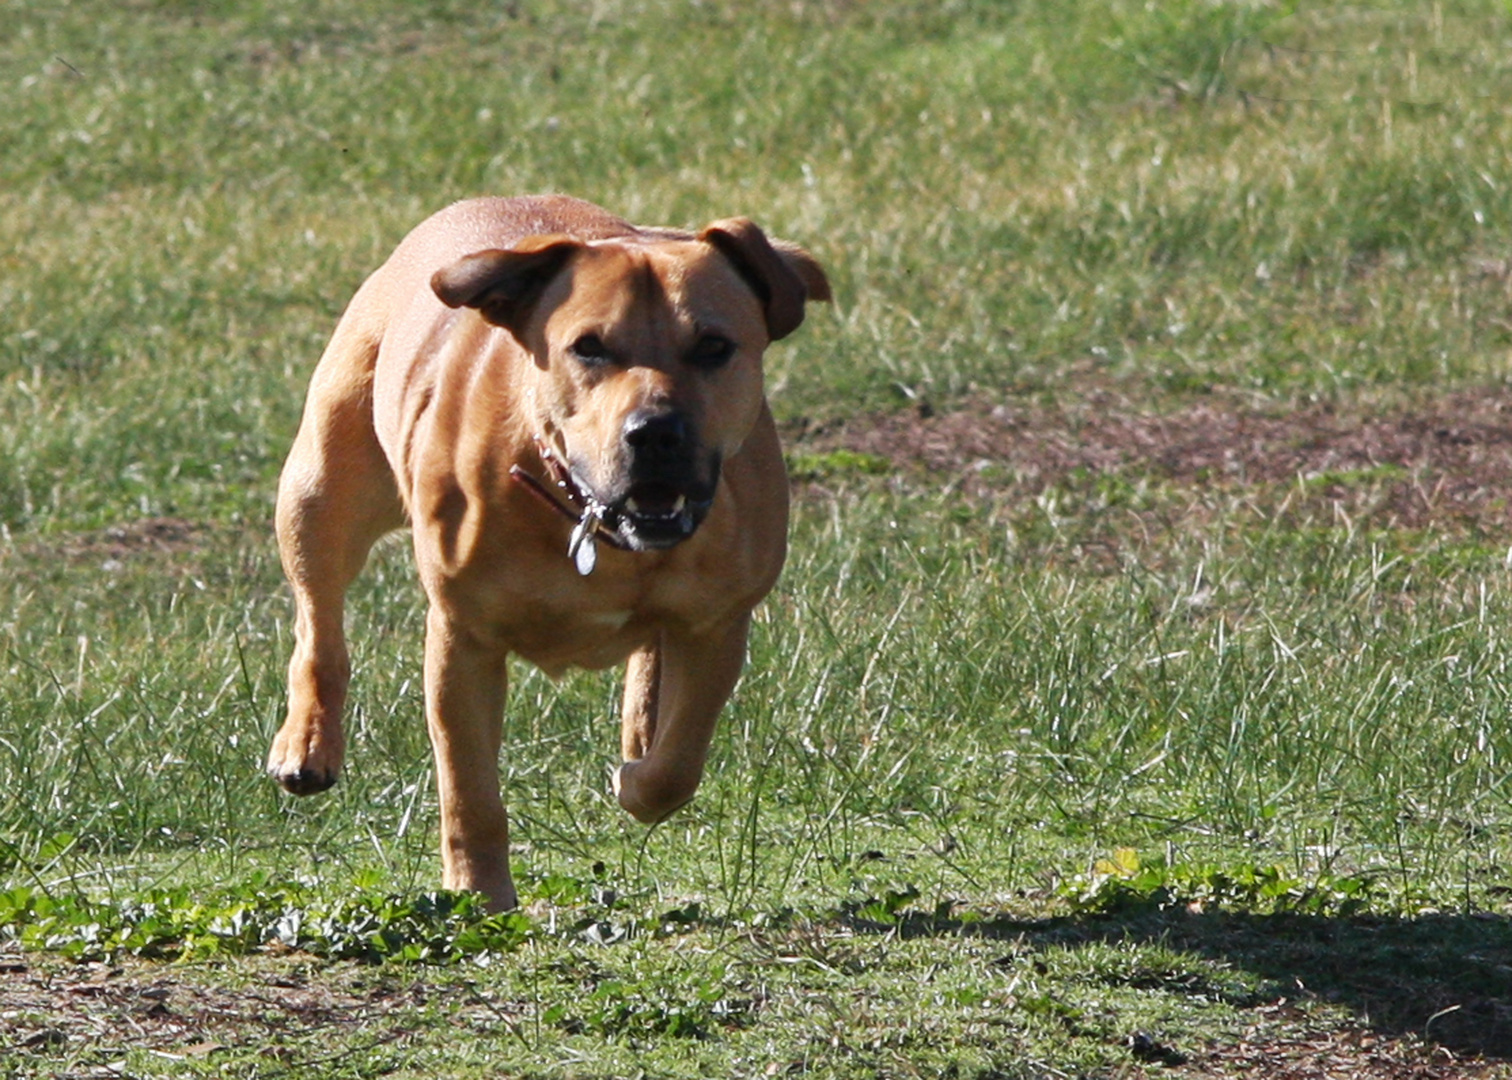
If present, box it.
[568,513,599,576]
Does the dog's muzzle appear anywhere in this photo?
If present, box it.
[599,410,718,551]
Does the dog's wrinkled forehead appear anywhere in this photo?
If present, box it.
[430,214,827,348]
[553,239,768,341]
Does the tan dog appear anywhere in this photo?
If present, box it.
[266,195,830,910]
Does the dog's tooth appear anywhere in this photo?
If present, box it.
[673,495,687,514]
[626,497,641,514]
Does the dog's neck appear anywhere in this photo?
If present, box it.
[508,438,630,575]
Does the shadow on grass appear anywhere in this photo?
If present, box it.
[848,905,1512,1060]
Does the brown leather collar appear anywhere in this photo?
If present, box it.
[508,439,631,552]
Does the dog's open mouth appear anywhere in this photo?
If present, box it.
[517,438,719,567]
[603,482,712,550]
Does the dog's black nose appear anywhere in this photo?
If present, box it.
[623,410,689,459]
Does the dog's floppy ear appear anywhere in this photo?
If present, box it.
[431,234,582,335]
[699,219,832,342]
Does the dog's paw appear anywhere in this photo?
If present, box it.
[267,763,339,795]
[266,723,344,796]
[612,760,696,824]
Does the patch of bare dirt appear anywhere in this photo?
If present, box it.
[0,947,509,1075]
[58,517,208,562]
[790,389,1512,536]
[0,953,351,1065]
[1178,1011,1507,1079]
[1,517,212,572]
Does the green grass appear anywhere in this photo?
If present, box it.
[3,0,1512,1076]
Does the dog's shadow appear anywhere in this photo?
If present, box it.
[846,903,1512,1059]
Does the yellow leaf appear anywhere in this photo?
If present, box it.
[1094,847,1140,877]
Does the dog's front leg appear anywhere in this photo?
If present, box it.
[422,606,516,911]
[619,644,662,763]
[268,392,403,795]
[614,616,751,823]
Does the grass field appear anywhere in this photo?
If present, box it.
[3,0,1512,1076]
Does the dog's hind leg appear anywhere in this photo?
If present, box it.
[268,320,405,795]
[613,617,750,823]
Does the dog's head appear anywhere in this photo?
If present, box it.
[431,218,830,551]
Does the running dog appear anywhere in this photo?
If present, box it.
[267,195,830,909]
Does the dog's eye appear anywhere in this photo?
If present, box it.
[569,334,612,367]
[688,334,735,369]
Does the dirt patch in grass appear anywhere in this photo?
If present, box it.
[0,517,275,590]
[789,388,1512,538]
[0,947,452,1075]
[1178,1020,1501,1079]
[60,517,210,562]
[1,516,212,567]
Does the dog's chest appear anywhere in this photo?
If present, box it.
[502,603,652,677]
[451,564,668,674]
